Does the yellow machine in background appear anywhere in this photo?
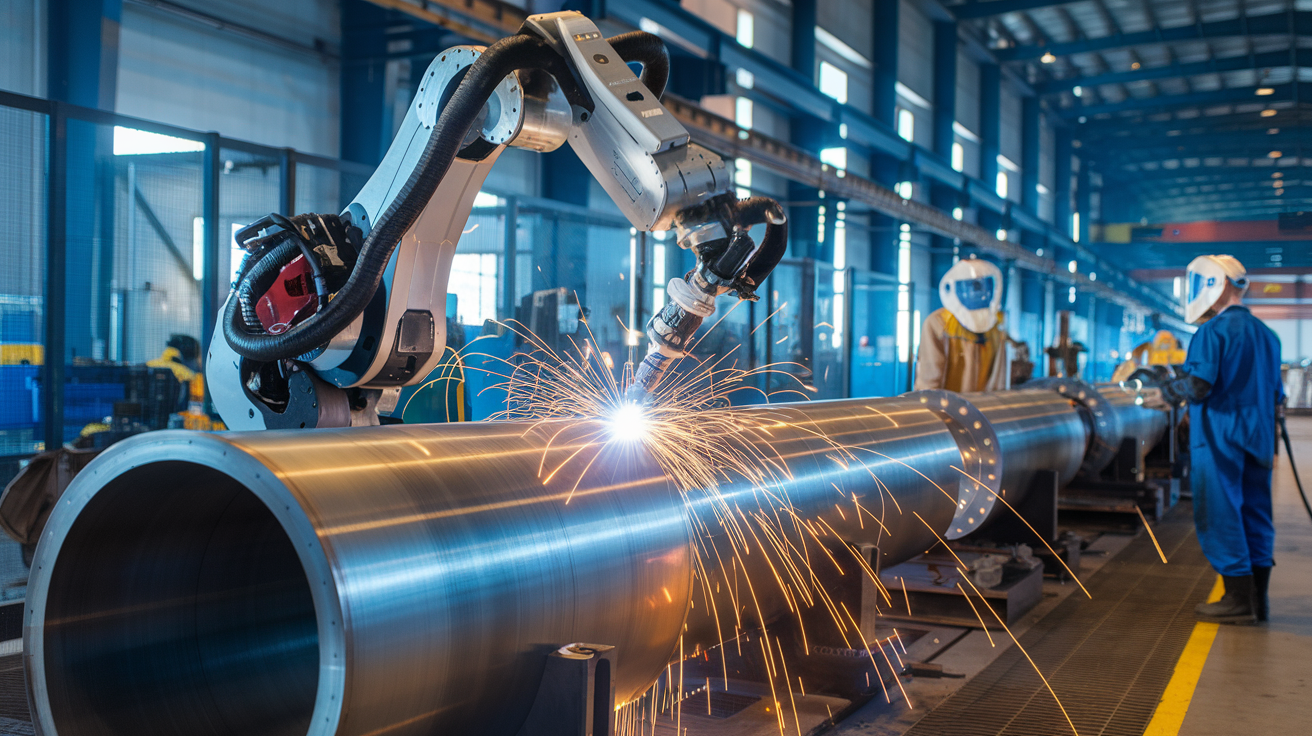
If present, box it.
[1112,330,1186,381]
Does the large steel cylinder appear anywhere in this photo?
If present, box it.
[1095,382,1170,454]
[966,388,1089,502]
[26,397,971,736]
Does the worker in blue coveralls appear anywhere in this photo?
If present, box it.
[1159,255,1283,624]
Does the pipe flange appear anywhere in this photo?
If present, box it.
[1028,377,1123,477]
[908,390,1004,540]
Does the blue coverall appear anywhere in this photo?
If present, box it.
[1183,305,1284,577]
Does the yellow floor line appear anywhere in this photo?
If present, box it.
[1142,576,1225,736]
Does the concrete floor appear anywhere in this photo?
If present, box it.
[1178,415,1312,735]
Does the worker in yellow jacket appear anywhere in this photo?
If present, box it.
[914,258,1009,393]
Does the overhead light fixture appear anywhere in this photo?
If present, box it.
[1256,87,1275,96]
[1272,171,1284,178]
[1041,51,1057,64]
[1276,188,1285,196]
[1269,150,1283,158]
[1078,116,1087,124]
[1261,109,1277,117]
[1131,61,1141,70]
[1073,85,1083,97]
[1269,128,1280,134]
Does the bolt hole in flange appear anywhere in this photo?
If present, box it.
[909,391,1004,539]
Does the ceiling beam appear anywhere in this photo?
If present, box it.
[1076,108,1312,139]
[994,10,1312,62]
[952,0,1082,20]
[1104,168,1309,188]
[1063,82,1306,119]
[1036,48,1311,95]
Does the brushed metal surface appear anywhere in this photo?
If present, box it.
[25,397,969,736]
[967,388,1090,501]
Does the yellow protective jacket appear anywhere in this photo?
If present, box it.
[913,307,1009,393]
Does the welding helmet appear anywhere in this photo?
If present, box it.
[1185,255,1247,324]
[940,258,1003,334]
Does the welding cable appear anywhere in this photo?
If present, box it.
[735,197,788,288]
[1278,415,1312,523]
[268,213,329,307]
[607,31,669,98]
[222,35,589,362]
[235,240,301,331]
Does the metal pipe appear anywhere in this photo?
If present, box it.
[26,397,972,736]
[966,388,1090,505]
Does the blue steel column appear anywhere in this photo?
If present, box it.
[340,0,391,167]
[1020,96,1042,251]
[47,0,121,443]
[869,0,900,277]
[929,21,958,310]
[978,62,1001,233]
[1054,128,1073,238]
[1021,97,1040,215]
[1076,157,1091,245]
[789,0,821,261]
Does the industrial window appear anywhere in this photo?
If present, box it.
[819,61,849,104]
[951,141,964,172]
[897,108,915,142]
[897,224,912,361]
[736,9,754,48]
[734,158,752,199]
[820,147,847,171]
[450,253,498,326]
[735,97,753,130]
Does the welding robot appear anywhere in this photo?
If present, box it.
[206,12,786,431]
[1154,255,1283,624]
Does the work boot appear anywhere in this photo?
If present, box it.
[1252,566,1272,623]
[1195,574,1256,624]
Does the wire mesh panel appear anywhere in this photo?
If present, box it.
[813,263,845,399]
[0,107,45,463]
[218,147,282,290]
[294,160,369,217]
[850,271,904,398]
[762,261,810,398]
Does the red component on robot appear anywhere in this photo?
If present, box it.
[255,255,319,335]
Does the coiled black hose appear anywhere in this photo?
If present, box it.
[736,197,788,287]
[223,34,569,362]
[607,31,669,98]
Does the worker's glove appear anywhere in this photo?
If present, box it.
[1160,373,1212,406]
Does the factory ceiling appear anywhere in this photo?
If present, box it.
[949,0,1312,231]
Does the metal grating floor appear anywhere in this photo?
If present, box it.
[0,654,29,735]
[904,502,1214,736]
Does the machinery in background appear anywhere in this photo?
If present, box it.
[1045,309,1087,378]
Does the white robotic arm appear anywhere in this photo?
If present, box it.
[207,11,786,430]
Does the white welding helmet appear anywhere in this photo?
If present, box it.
[940,258,1003,333]
[1185,255,1247,324]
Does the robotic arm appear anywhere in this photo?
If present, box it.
[207,11,787,430]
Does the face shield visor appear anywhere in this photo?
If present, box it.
[940,260,1003,333]
[954,277,996,311]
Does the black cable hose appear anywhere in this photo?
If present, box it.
[735,197,788,287]
[236,240,301,330]
[607,31,669,98]
[269,213,329,303]
[223,34,567,362]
